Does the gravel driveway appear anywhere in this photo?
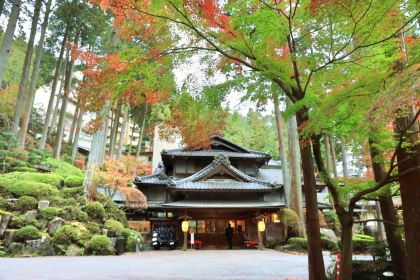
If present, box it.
[0,249,334,280]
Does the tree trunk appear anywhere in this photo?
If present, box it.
[324,134,333,176]
[18,0,53,148]
[288,114,305,237]
[83,102,109,197]
[0,0,22,87]
[116,102,129,159]
[68,103,80,144]
[394,108,420,280]
[71,111,83,161]
[109,103,121,158]
[329,137,338,177]
[339,214,354,280]
[340,137,349,177]
[274,97,291,207]
[135,104,148,159]
[12,0,42,133]
[50,63,67,130]
[53,29,80,159]
[128,122,136,155]
[296,107,326,280]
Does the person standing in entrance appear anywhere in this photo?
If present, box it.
[225,223,234,249]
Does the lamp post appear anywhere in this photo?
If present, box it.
[258,220,266,250]
[178,215,192,251]
[182,220,189,251]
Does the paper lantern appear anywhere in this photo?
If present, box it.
[258,220,266,232]
[182,220,189,233]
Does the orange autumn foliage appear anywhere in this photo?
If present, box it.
[94,155,149,209]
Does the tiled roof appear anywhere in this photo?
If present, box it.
[169,154,275,189]
[162,149,270,159]
[163,200,285,208]
[169,180,276,191]
[134,162,169,185]
[258,168,284,185]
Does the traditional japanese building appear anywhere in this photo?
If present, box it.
[133,136,286,248]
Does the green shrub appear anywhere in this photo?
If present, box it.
[10,166,37,172]
[84,202,105,219]
[53,225,81,245]
[85,222,101,234]
[0,197,7,209]
[17,196,37,211]
[287,237,307,251]
[76,211,88,222]
[104,219,124,236]
[104,200,127,226]
[0,177,58,198]
[64,176,84,187]
[353,234,374,241]
[11,215,28,228]
[16,225,41,241]
[323,210,340,232]
[86,235,114,255]
[39,207,61,220]
[353,238,374,254]
[62,187,84,198]
[27,148,51,165]
[321,237,339,252]
[76,196,86,206]
[126,235,137,252]
[44,158,83,178]
[280,209,302,238]
[2,172,64,188]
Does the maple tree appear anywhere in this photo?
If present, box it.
[89,1,419,278]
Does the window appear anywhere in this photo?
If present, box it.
[188,220,197,231]
[271,213,280,223]
[206,219,216,233]
[236,220,245,233]
[197,220,206,233]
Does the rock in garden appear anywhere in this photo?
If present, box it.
[37,200,50,210]
[320,228,338,243]
[48,217,65,235]
[25,211,37,223]
[66,244,82,256]
[7,242,23,255]
[4,229,17,246]
[0,213,12,238]
[26,236,54,256]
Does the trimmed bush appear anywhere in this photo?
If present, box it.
[86,235,114,255]
[39,207,61,221]
[11,215,28,228]
[84,202,105,219]
[0,197,7,209]
[64,176,84,187]
[62,187,84,198]
[76,196,86,206]
[2,172,64,188]
[353,237,375,253]
[17,196,37,211]
[104,219,124,236]
[45,158,83,178]
[85,222,101,235]
[287,237,307,251]
[53,225,81,245]
[10,166,37,172]
[321,237,339,252]
[280,209,302,238]
[16,225,41,241]
[0,177,58,198]
[76,211,88,222]
[104,200,127,226]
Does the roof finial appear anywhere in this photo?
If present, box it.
[213,154,230,166]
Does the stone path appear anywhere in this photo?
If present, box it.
[0,249,334,280]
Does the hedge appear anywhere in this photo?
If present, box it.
[17,196,38,211]
[84,202,105,219]
[16,225,41,241]
[287,237,307,251]
[53,225,81,245]
[86,235,114,255]
[39,207,61,220]
[64,176,84,188]
[62,187,84,198]
[104,219,124,236]
[45,158,83,178]
[2,172,64,188]
[0,177,58,199]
